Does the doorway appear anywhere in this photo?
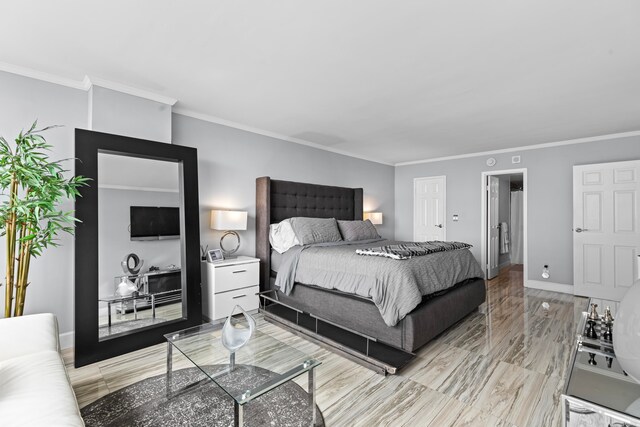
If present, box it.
[573,160,640,300]
[481,169,527,282]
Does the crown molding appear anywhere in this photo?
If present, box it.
[3,61,636,167]
[0,61,87,90]
[84,76,177,106]
[0,61,176,105]
[395,130,640,166]
[172,108,394,166]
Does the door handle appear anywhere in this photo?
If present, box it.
[574,228,588,233]
[435,224,443,228]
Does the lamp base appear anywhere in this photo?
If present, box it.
[220,231,240,258]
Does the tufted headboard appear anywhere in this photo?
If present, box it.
[255,177,363,291]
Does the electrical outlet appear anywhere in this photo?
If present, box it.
[542,265,550,279]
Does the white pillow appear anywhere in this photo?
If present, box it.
[269,219,301,254]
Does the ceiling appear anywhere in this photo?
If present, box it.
[2,1,640,165]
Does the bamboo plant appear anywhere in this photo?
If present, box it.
[0,121,89,317]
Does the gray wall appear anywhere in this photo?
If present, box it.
[172,114,396,257]
[89,85,172,143]
[98,188,181,298]
[0,71,395,340]
[0,71,87,335]
[2,67,637,335]
[395,136,640,286]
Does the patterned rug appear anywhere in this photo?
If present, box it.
[81,364,325,426]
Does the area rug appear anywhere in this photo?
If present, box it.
[81,364,325,426]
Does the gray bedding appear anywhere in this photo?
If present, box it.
[275,239,484,327]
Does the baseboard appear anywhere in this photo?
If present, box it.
[525,280,573,295]
[59,331,74,350]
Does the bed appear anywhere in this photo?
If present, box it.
[256,177,486,374]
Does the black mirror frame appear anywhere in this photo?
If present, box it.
[74,129,202,368]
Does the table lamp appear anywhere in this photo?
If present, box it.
[211,210,248,258]
[364,212,383,225]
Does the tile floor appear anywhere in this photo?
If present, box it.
[64,265,586,426]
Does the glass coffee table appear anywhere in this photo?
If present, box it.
[165,322,321,427]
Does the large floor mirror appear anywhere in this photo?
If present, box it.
[74,129,202,368]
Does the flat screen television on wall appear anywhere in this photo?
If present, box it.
[130,206,180,241]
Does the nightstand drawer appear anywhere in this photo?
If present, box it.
[214,285,259,319]
[213,262,259,293]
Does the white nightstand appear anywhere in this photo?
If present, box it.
[201,256,260,322]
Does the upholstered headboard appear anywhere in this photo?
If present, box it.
[255,177,363,291]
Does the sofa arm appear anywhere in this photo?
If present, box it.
[0,313,60,361]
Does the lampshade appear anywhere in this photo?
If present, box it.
[210,210,247,231]
[364,212,383,225]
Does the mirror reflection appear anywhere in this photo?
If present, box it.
[97,153,184,340]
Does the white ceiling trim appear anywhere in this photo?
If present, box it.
[172,107,394,166]
[395,130,640,166]
[3,61,638,168]
[83,76,177,106]
[1,60,388,164]
[0,61,177,105]
[0,61,88,90]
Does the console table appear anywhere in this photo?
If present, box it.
[99,293,155,327]
[562,298,640,426]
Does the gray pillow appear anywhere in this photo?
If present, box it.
[337,219,381,241]
[289,217,343,245]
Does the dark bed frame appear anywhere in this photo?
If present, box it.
[255,177,486,375]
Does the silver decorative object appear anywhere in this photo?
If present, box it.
[588,303,599,321]
[604,306,614,324]
[221,305,255,353]
[115,277,137,297]
[121,253,144,275]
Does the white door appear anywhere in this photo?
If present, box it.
[487,176,500,280]
[414,176,446,242]
[573,160,640,300]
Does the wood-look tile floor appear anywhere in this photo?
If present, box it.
[64,266,586,426]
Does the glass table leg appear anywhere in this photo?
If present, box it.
[166,342,173,398]
[230,352,236,371]
[234,401,243,427]
[309,367,316,426]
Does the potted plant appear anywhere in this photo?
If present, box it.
[0,121,89,317]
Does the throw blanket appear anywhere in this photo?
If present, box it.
[356,241,473,260]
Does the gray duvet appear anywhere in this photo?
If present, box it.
[275,239,484,327]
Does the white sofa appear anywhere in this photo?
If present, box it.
[0,313,84,426]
